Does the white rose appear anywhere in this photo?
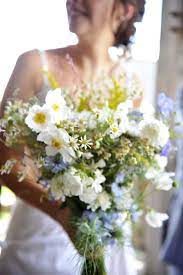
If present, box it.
[145,211,169,228]
[139,119,169,148]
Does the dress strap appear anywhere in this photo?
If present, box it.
[38,49,50,87]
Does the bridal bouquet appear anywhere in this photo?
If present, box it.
[0,73,179,274]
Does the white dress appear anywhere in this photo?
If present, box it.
[0,50,137,275]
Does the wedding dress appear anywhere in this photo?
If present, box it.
[0,50,137,275]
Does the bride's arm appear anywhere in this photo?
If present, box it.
[0,50,74,241]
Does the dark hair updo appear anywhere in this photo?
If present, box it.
[114,0,145,47]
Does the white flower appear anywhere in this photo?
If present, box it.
[95,106,112,123]
[109,116,128,139]
[25,104,53,132]
[145,168,159,180]
[96,159,106,168]
[62,169,83,196]
[127,120,140,137]
[139,119,169,148]
[145,211,169,228]
[79,135,93,150]
[109,123,122,139]
[77,111,97,129]
[50,175,64,200]
[153,172,174,191]
[116,100,133,115]
[79,186,98,204]
[92,170,106,193]
[37,127,75,163]
[96,191,111,211]
[140,102,155,119]
[155,155,168,170]
[45,89,70,123]
[82,152,94,159]
[145,155,168,181]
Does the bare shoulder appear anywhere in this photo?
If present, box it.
[0,49,43,114]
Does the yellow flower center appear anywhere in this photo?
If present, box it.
[51,138,63,149]
[34,113,46,124]
[52,104,60,112]
[111,127,119,133]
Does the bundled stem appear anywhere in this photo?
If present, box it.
[81,257,106,275]
[75,219,107,275]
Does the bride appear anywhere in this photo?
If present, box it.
[0,0,145,274]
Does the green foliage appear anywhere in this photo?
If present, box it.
[108,78,127,109]
[75,219,107,275]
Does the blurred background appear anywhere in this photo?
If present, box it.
[0,0,183,274]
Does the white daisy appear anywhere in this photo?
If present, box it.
[25,104,53,132]
[37,127,75,163]
[45,89,69,123]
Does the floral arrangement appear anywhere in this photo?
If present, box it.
[0,73,179,275]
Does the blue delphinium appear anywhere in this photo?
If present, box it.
[130,204,143,222]
[157,92,174,119]
[44,156,69,174]
[112,172,125,197]
[128,110,143,122]
[161,140,172,157]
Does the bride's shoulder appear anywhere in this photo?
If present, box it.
[17,47,70,71]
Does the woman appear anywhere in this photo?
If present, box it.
[0,0,145,274]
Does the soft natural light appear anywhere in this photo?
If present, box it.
[0,0,162,97]
[132,0,163,62]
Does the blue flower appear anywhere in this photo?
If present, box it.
[128,111,143,122]
[161,140,172,157]
[115,172,125,184]
[112,182,123,197]
[44,156,69,174]
[82,211,97,222]
[157,93,174,118]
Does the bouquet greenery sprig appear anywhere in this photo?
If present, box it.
[0,72,179,274]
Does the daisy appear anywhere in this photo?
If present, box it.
[37,127,75,163]
[25,104,53,132]
[45,89,69,123]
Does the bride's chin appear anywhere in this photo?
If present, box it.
[69,23,90,37]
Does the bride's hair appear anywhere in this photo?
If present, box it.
[114,0,145,47]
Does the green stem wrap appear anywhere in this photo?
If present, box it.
[81,256,107,275]
[74,219,107,275]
